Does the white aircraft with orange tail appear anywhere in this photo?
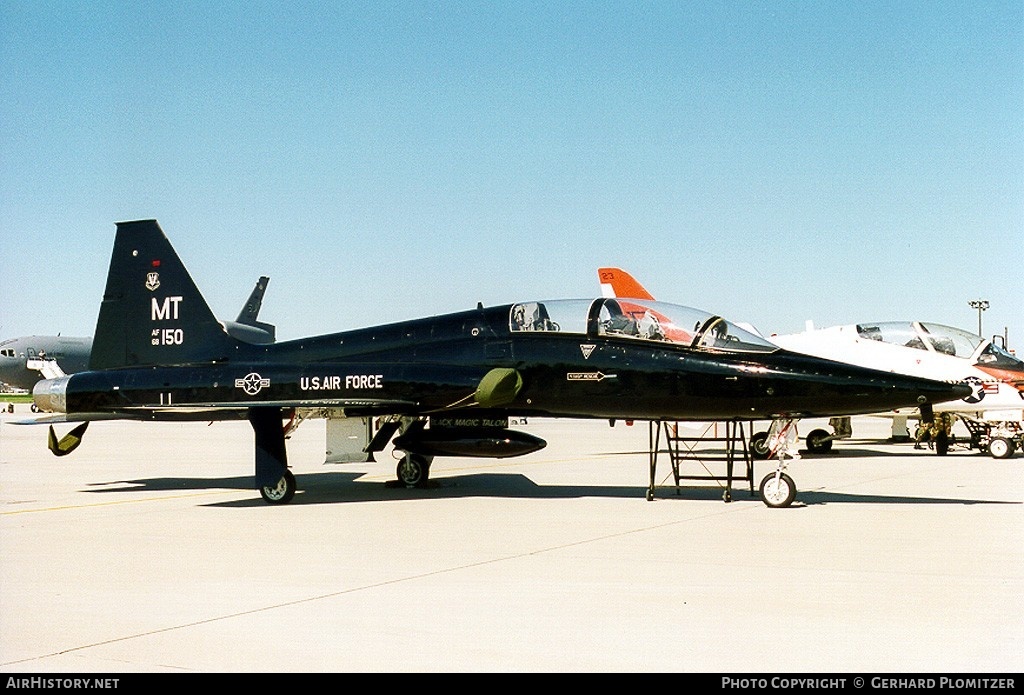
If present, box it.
[598,267,1024,459]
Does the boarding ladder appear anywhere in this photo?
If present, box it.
[646,420,755,502]
[25,358,66,380]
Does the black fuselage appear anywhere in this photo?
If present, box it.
[52,303,968,422]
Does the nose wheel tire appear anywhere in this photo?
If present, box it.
[260,469,296,504]
[759,472,796,508]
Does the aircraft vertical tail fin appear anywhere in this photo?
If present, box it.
[598,267,656,300]
[222,276,276,344]
[236,276,270,326]
[90,220,236,369]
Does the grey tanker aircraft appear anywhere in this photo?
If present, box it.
[19,220,970,507]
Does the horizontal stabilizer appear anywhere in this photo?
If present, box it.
[12,413,135,425]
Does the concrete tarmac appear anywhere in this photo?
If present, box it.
[1,407,1021,673]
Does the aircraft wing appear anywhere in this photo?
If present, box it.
[13,397,422,425]
[124,397,420,412]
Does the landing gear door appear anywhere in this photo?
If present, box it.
[325,416,374,464]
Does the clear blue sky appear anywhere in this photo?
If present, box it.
[2,1,1021,345]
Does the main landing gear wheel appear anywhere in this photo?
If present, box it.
[805,428,833,454]
[260,469,296,504]
[989,437,1016,459]
[750,431,771,459]
[397,454,431,488]
[759,472,796,508]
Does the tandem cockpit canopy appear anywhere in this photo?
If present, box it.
[855,321,1024,370]
[509,298,779,353]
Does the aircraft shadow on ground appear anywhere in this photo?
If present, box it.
[620,442,987,460]
[81,469,1017,508]
[801,445,985,459]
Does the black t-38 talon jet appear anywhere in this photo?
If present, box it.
[18,220,970,507]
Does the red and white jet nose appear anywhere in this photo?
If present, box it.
[976,365,1024,396]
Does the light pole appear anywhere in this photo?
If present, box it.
[968,300,989,337]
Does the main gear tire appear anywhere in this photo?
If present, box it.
[750,431,772,459]
[260,469,297,504]
[806,429,833,454]
[397,454,431,487]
